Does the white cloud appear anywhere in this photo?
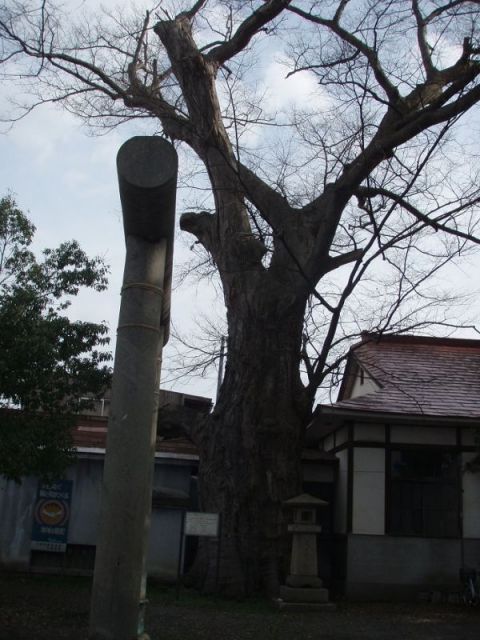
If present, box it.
[260,60,328,113]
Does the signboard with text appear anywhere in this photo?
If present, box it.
[184,511,219,538]
[31,480,73,552]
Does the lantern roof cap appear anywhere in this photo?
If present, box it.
[283,493,328,508]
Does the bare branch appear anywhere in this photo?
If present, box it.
[207,0,292,65]
[323,248,364,274]
[181,0,209,21]
[288,3,400,103]
[355,186,480,246]
[236,162,293,222]
[424,0,478,23]
[412,0,436,79]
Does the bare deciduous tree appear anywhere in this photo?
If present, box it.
[2,0,480,595]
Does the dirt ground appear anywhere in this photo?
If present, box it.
[1,572,480,640]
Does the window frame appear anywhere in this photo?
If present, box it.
[385,445,461,539]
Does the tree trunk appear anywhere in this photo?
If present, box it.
[194,275,311,597]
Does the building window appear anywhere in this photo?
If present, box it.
[388,449,460,538]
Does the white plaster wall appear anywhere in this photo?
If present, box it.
[390,425,456,445]
[324,433,335,452]
[350,370,379,399]
[352,448,385,535]
[336,426,349,446]
[346,536,465,597]
[334,449,348,534]
[462,453,480,538]
[354,423,385,442]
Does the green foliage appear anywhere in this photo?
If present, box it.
[0,195,112,481]
[0,412,74,482]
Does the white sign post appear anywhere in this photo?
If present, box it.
[176,511,221,598]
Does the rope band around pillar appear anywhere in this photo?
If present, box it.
[117,323,163,334]
[121,282,164,295]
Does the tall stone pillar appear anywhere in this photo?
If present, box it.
[89,137,177,640]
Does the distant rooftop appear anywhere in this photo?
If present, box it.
[77,388,212,419]
[73,416,199,459]
[73,388,212,459]
[332,332,480,419]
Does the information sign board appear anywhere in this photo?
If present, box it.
[31,480,73,552]
[184,511,219,537]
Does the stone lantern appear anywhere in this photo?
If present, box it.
[278,493,331,608]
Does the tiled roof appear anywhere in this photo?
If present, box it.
[73,417,108,448]
[333,334,480,418]
[155,438,198,457]
[72,416,199,458]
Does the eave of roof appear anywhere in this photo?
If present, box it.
[306,403,480,442]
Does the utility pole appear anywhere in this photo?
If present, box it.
[216,335,226,403]
[89,136,177,640]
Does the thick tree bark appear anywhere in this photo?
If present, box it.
[192,275,311,596]
[158,14,318,596]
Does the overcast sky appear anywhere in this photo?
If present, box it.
[1,1,479,404]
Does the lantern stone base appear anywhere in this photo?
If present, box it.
[286,574,323,588]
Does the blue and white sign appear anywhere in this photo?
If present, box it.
[31,480,73,552]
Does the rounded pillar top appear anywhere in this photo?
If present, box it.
[117,136,178,243]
